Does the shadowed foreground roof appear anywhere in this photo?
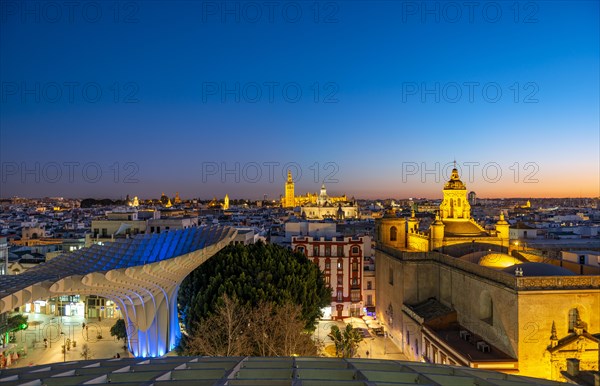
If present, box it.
[0,356,567,385]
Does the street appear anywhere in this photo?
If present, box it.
[314,319,409,361]
[2,313,130,369]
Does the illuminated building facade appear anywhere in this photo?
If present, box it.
[374,163,600,381]
[283,171,358,219]
[282,171,350,208]
[376,166,510,255]
[375,247,600,381]
[292,235,371,319]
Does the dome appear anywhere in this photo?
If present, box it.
[478,253,522,268]
[443,168,466,190]
[501,262,576,276]
[460,250,491,264]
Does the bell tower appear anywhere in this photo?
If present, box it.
[439,163,471,220]
[284,170,295,207]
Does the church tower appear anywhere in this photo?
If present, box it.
[284,170,295,208]
[318,183,328,206]
[223,194,230,210]
[495,210,509,240]
[439,165,471,220]
[376,209,406,249]
[430,211,445,251]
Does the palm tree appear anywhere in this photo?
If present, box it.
[328,325,344,357]
[328,324,364,358]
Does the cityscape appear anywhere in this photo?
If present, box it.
[1,1,599,385]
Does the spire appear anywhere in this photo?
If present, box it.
[551,321,557,340]
[287,170,293,183]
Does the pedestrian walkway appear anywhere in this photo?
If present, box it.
[314,319,409,361]
[2,313,131,369]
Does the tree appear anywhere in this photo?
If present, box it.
[110,319,128,349]
[178,242,330,333]
[1,314,28,346]
[5,314,28,332]
[184,295,318,357]
[185,294,250,356]
[247,301,317,357]
[328,325,363,358]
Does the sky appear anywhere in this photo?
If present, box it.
[1,0,598,200]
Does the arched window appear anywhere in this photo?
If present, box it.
[568,308,579,331]
[351,246,360,254]
[390,226,397,241]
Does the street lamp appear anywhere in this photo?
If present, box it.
[49,318,55,348]
[60,332,66,362]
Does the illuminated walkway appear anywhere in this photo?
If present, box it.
[0,226,236,358]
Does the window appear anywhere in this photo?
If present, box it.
[367,281,372,290]
[337,260,342,270]
[337,291,343,302]
[337,276,343,285]
[569,308,579,331]
[325,261,331,270]
[389,268,394,285]
[352,261,358,271]
[351,277,358,286]
[337,246,344,257]
[351,290,360,302]
[325,245,331,257]
[313,245,319,256]
[297,246,305,254]
[366,295,373,306]
[325,275,330,285]
[390,226,397,241]
[406,330,410,345]
[351,246,360,255]
[579,255,586,264]
[415,339,419,356]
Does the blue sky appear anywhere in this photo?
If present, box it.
[1,1,598,199]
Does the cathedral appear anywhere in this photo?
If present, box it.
[375,165,600,382]
[377,166,509,255]
[282,170,358,219]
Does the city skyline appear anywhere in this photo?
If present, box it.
[1,1,599,199]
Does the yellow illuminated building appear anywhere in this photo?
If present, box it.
[377,166,510,255]
[375,162,600,382]
[282,170,348,208]
[223,194,230,210]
